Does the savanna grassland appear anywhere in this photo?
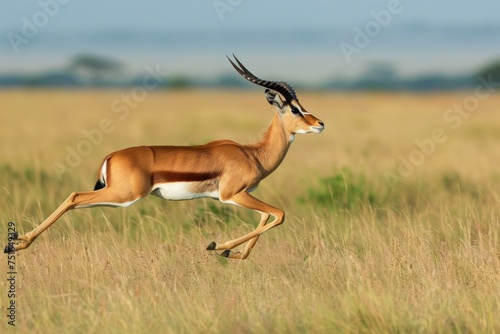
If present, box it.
[0,89,499,333]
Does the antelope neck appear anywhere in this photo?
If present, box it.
[248,112,292,178]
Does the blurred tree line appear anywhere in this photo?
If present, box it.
[1,53,499,91]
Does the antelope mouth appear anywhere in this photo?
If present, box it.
[311,125,324,133]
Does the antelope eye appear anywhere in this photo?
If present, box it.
[291,107,300,115]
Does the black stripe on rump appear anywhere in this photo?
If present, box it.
[94,179,106,191]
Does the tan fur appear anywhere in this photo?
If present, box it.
[10,97,323,259]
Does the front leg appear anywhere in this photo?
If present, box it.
[206,211,269,259]
[206,192,283,260]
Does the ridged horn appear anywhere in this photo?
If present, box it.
[227,54,298,102]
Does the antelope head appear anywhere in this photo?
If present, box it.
[227,54,325,136]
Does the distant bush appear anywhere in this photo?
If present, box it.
[301,167,494,214]
[302,168,377,211]
[168,76,192,89]
[477,59,500,86]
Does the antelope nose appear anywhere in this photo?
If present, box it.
[318,120,325,128]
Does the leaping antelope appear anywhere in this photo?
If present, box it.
[4,55,324,259]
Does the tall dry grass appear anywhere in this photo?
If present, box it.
[0,89,499,333]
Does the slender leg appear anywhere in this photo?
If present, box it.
[236,212,270,259]
[5,189,140,253]
[206,192,284,259]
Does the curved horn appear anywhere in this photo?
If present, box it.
[227,54,298,102]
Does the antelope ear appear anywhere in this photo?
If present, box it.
[265,89,285,110]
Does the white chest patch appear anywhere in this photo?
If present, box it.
[151,182,219,201]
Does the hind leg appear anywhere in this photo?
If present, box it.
[5,188,142,253]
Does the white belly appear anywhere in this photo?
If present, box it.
[151,182,219,201]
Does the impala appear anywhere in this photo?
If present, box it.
[4,55,324,259]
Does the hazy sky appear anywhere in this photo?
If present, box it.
[1,1,499,82]
[2,0,500,32]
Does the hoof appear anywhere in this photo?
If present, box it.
[220,250,231,258]
[10,231,19,240]
[206,242,217,251]
[4,244,15,254]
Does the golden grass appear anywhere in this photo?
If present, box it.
[0,89,499,333]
